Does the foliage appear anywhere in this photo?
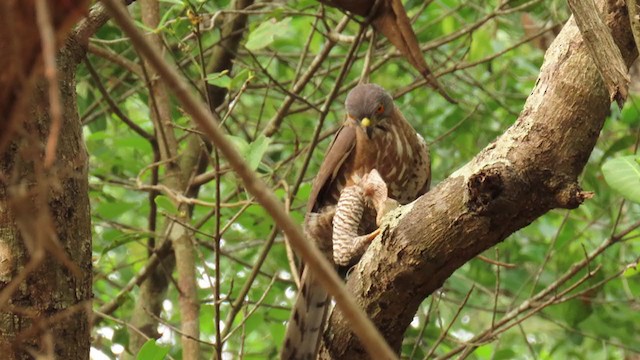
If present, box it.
[602,155,640,204]
[83,0,640,359]
[137,340,171,360]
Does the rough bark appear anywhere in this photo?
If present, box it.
[319,1,638,358]
[0,31,92,360]
[569,0,629,106]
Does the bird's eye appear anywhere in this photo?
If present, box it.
[376,104,385,114]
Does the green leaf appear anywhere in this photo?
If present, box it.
[600,135,635,166]
[136,339,170,360]
[159,0,184,5]
[98,229,140,255]
[155,195,178,214]
[473,344,493,359]
[206,70,231,88]
[561,298,592,327]
[113,135,151,152]
[88,116,107,133]
[200,305,215,335]
[225,135,250,156]
[245,18,292,51]
[602,155,640,203]
[95,201,134,219]
[112,326,130,348]
[207,69,254,91]
[624,264,639,277]
[229,69,254,91]
[469,27,493,61]
[441,16,456,34]
[493,349,517,360]
[620,96,640,125]
[247,135,271,171]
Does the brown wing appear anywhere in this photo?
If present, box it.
[306,125,356,213]
[416,137,431,197]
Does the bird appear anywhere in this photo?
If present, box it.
[281,83,431,359]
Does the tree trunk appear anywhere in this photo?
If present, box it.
[0,1,92,358]
[126,0,255,356]
[0,38,92,360]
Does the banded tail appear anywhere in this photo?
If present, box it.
[281,270,330,360]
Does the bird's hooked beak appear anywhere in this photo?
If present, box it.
[360,117,373,139]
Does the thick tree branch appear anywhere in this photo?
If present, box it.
[320,0,638,357]
[569,0,629,107]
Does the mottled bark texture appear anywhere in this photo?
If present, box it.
[0,26,92,360]
[319,1,638,358]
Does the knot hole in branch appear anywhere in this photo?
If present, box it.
[552,181,593,209]
[466,166,504,214]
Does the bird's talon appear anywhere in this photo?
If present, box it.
[365,228,381,242]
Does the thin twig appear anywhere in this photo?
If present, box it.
[262,16,350,136]
[424,286,474,359]
[83,56,155,141]
[438,219,640,359]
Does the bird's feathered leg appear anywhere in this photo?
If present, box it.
[333,169,397,266]
[332,182,368,267]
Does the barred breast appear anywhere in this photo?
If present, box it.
[321,109,430,208]
[375,109,430,204]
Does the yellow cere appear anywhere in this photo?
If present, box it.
[360,117,371,127]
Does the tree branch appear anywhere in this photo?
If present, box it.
[320,0,638,357]
[568,0,629,107]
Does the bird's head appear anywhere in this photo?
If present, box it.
[345,84,394,139]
